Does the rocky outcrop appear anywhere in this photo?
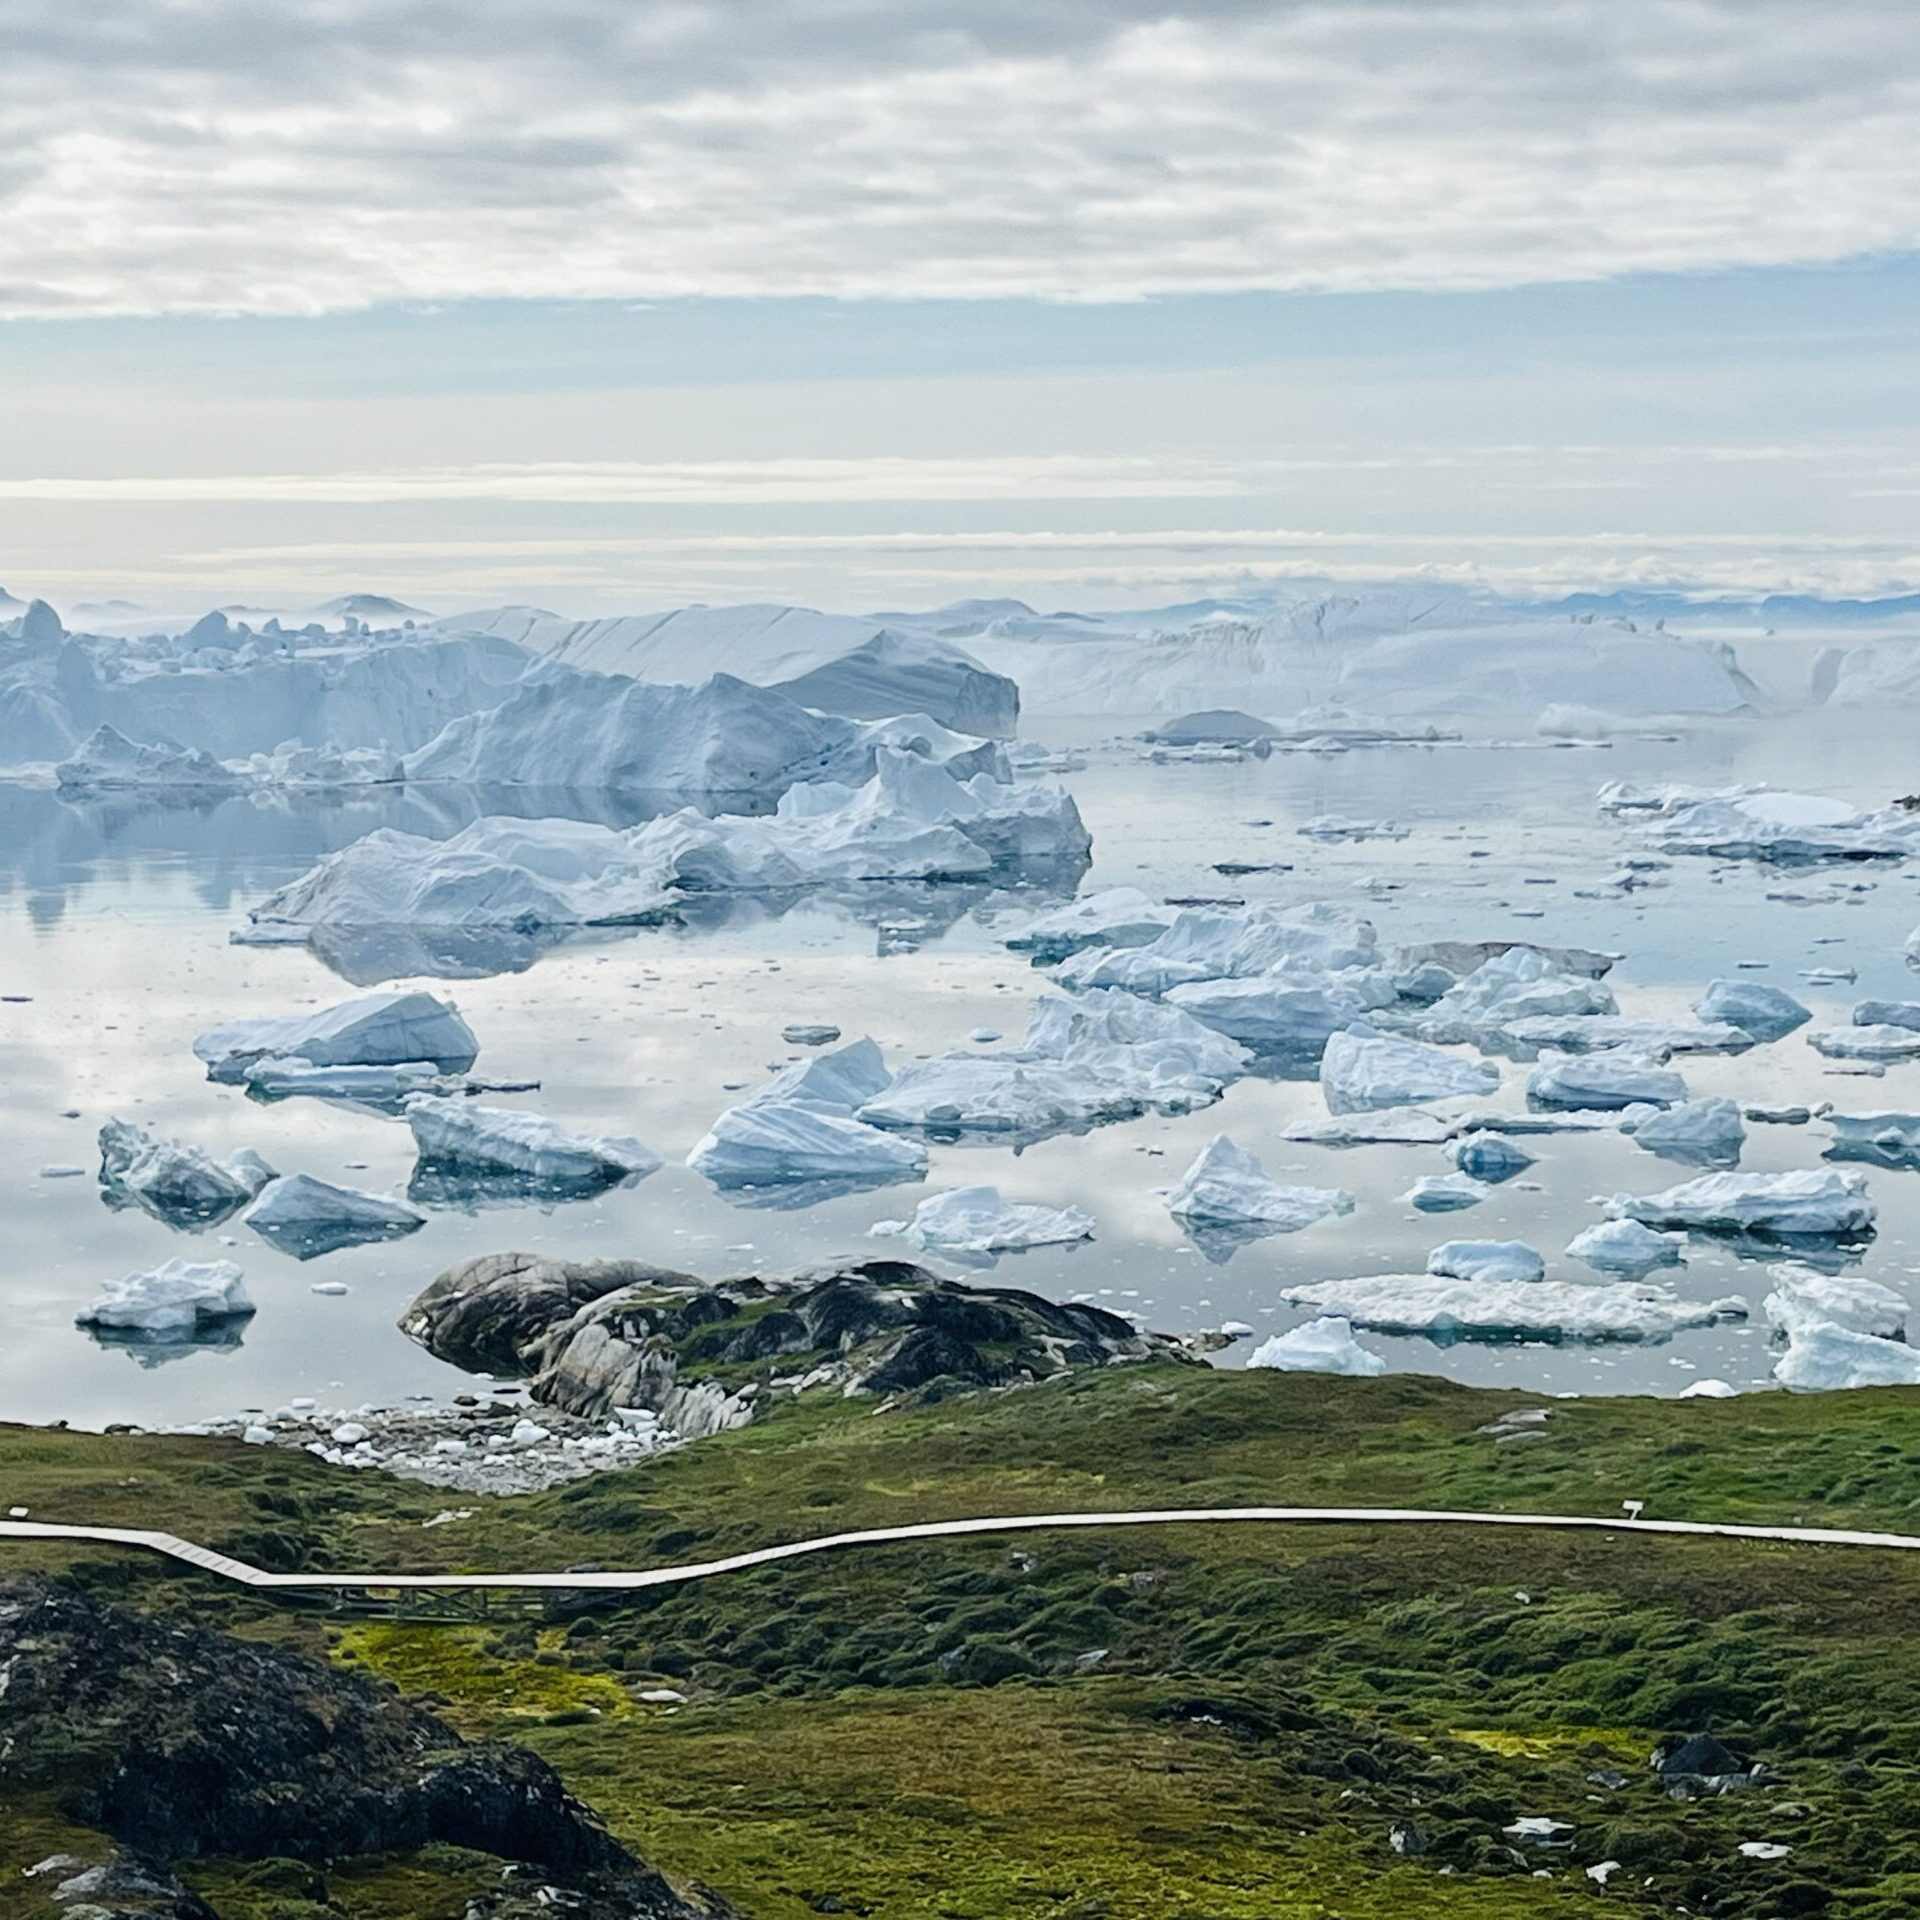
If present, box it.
[0,1581,721,1918]
[401,1254,1191,1422]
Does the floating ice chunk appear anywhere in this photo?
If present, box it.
[1774,1319,1920,1391]
[97,1118,275,1226]
[54,724,243,793]
[243,1174,426,1260]
[1411,947,1616,1043]
[1527,1050,1686,1111]
[1679,1378,1738,1398]
[1609,1169,1875,1239]
[1405,1173,1488,1213]
[689,1037,927,1189]
[195,989,479,1083]
[874,1185,1095,1254]
[1809,1024,1920,1061]
[1163,1135,1355,1231]
[240,1056,461,1104]
[1426,1240,1545,1285]
[76,1258,253,1334]
[1394,938,1618,982]
[1297,814,1409,841]
[1004,886,1177,961]
[1246,1317,1386,1376]
[1824,1110,1920,1164]
[1055,902,1378,996]
[1278,1274,1745,1342]
[1500,1014,1751,1056]
[1320,1027,1499,1114]
[1165,974,1367,1053]
[1762,1262,1908,1340]
[1284,1106,1461,1147]
[406,1098,661,1189]
[1694,978,1812,1042]
[1449,1131,1537,1183]
[782,1023,841,1046]
[1627,1097,1747,1168]
[1565,1219,1686,1277]
[1856,999,1920,1032]
[1611,782,1918,861]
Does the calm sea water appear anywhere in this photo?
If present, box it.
[5,711,1920,1429]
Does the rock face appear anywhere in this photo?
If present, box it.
[401,1254,1190,1422]
[0,1581,720,1918]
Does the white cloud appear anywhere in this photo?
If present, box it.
[5,0,1920,315]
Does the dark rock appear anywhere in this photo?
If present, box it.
[42,1851,215,1918]
[1388,1822,1428,1856]
[0,1581,721,1917]
[1654,1732,1746,1780]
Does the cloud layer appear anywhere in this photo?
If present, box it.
[7,0,1920,315]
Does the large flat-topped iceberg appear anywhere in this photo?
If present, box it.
[194,990,479,1082]
[440,602,1019,736]
[1320,1027,1500,1113]
[1601,781,1920,862]
[1277,1273,1746,1342]
[1608,1169,1875,1239]
[243,753,1088,940]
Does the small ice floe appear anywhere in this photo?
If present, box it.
[1297,814,1409,842]
[1801,965,1857,986]
[782,1023,841,1046]
[1245,1316,1386,1377]
[1054,901,1378,995]
[1694,978,1811,1043]
[1004,887,1179,961]
[1405,947,1616,1046]
[1426,1240,1545,1285]
[1320,1027,1500,1114]
[406,1098,661,1192]
[1405,1173,1488,1213]
[1608,1169,1875,1240]
[1605,782,1919,862]
[194,988,479,1083]
[38,1163,86,1179]
[1763,1262,1909,1340]
[1823,1110,1920,1165]
[871,1184,1095,1255]
[1855,999,1920,1030]
[97,1118,275,1228]
[1527,1049,1687,1111]
[1449,1131,1537,1183]
[1810,1024,1920,1061]
[1626,1097,1746,1168]
[1565,1218,1687,1278]
[243,1174,426,1260]
[1775,1319,1920,1390]
[1501,1014,1751,1057]
[239,1057,466,1106]
[1679,1378,1738,1398]
[1277,1274,1745,1341]
[1746,1103,1812,1125]
[1285,1106,1460,1147]
[76,1258,254,1336]
[1163,1135,1356,1233]
[689,1038,927,1194]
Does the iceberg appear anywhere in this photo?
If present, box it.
[873,1185,1095,1255]
[1163,1135,1355,1231]
[1141,708,1279,747]
[1809,1024,1920,1061]
[1762,1263,1908,1340]
[1854,999,1920,1031]
[1246,1317,1387,1377]
[1284,1107,1462,1147]
[76,1258,254,1335]
[1606,783,1920,862]
[1003,887,1177,961]
[245,752,1088,942]
[54,725,243,794]
[1565,1218,1686,1277]
[1405,1173,1488,1212]
[1410,947,1616,1045]
[1426,1240,1546,1285]
[1164,975,1368,1054]
[1773,1320,1920,1391]
[1449,1131,1537,1183]
[1608,1169,1875,1240]
[195,989,479,1083]
[406,1098,662,1192]
[239,1057,467,1106]
[97,1118,275,1227]
[1320,1028,1500,1114]
[1627,1097,1747,1168]
[1694,979,1811,1042]
[1497,1015,1751,1057]
[243,1174,426,1260]
[858,992,1249,1140]
[1054,901,1378,997]
[1527,1050,1686,1111]
[1297,814,1409,842]
[1824,1110,1920,1166]
[1277,1274,1746,1342]
[688,1038,928,1191]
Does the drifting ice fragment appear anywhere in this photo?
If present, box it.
[1608,1169,1875,1240]
[1565,1218,1686,1277]
[1426,1240,1546,1285]
[1003,886,1177,961]
[1627,1097,1746,1168]
[1320,1027,1499,1114]
[1449,1131,1537,1182]
[76,1258,253,1334]
[1405,1173,1489,1213]
[1762,1263,1908,1340]
[1774,1320,1920,1391]
[1163,1135,1356,1231]
[406,1098,661,1191]
[871,1185,1095,1255]
[1277,1274,1745,1342]
[1527,1050,1686,1111]
[1809,1024,1920,1061]
[243,1174,426,1260]
[97,1118,275,1227]
[1246,1317,1386,1377]
[195,990,479,1083]
[1694,979,1811,1042]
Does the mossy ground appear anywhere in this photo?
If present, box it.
[6,1369,1920,1914]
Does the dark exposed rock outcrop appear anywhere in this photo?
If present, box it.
[400,1254,1193,1424]
[0,1581,723,1918]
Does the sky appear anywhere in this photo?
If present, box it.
[4,0,1920,615]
